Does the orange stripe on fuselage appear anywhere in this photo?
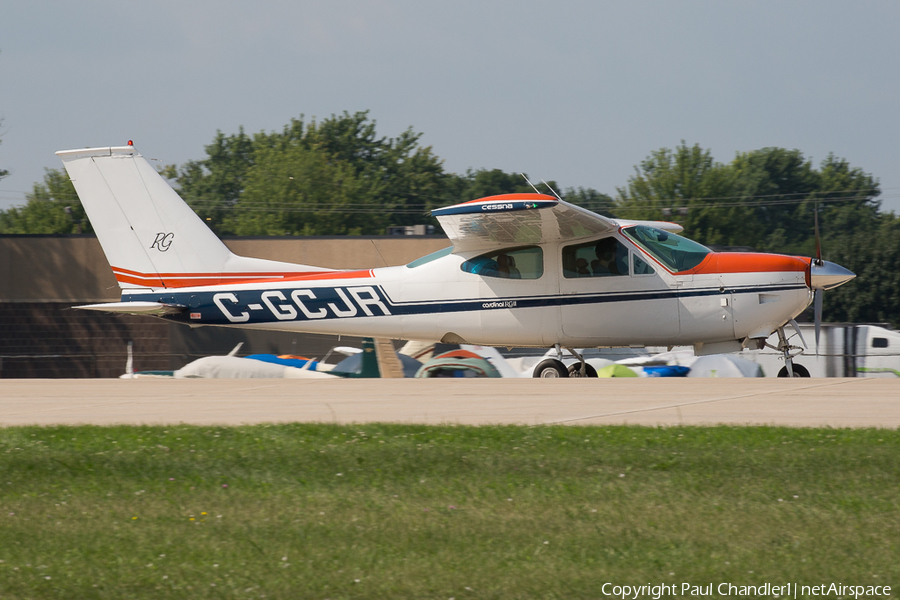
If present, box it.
[280,269,374,282]
[680,253,811,276]
[458,193,557,205]
[111,266,374,289]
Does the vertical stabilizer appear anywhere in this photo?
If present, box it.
[57,145,327,290]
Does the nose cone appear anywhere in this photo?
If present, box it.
[810,260,855,290]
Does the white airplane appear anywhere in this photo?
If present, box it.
[57,144,855,378]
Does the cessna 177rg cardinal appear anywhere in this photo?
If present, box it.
[58,144,855,377]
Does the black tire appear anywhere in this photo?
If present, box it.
[567,363,598,378]
[533,358,569,378]
[777,364,811,378]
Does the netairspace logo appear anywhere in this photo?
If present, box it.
[600,582,892,599]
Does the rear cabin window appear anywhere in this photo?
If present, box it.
[461,246,543,279]
[872,337,889,348]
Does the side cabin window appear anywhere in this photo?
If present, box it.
[461,246,543,279]
[632,253,656,275]
[562,237,629,278]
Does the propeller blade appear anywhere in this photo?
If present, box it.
[814,289,823,354]
[813,200,822,264]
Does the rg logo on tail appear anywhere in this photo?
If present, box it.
[150,232,174,252]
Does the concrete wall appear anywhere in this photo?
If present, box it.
[0,236,119,302]
[0,235,449,377]
[0,302,171,378]
[226,237,450,273]
[0,235,450,302]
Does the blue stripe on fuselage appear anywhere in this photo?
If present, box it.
[123,282,806,326]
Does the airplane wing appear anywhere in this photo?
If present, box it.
[432,194,682,252]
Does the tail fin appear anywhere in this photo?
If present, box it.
[56,145,329,290]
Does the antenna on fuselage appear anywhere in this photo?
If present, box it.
[541,179,563,201]
[520,173,563,201]
[520,173,542,195]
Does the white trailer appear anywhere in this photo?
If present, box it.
[742,323,900,377]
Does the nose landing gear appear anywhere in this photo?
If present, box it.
[769,325,810,378]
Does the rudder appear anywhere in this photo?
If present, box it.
[57,145,327,290]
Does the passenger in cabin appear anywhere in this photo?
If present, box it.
[575,257,591,275]
[465,256,500,276]
[592,238,626,276]
[497,254,521,279]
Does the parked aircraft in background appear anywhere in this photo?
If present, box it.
[58,144,855,377]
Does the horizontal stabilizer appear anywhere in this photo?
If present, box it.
[73,301,186,316]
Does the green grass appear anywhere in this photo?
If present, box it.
[0,424,898,599]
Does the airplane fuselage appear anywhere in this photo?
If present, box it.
[121,231,813,349]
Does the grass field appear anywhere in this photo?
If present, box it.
[0,423,897,599]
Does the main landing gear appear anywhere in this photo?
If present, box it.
[532,345,597,378]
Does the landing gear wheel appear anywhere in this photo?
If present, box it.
[533,359,569,378]
[567,363,597,378]
[777,364,810,378]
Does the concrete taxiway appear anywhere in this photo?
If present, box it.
[0,378,897,428]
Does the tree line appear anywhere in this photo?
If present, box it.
[1,111,897,325]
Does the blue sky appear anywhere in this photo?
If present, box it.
[1,1,898,216]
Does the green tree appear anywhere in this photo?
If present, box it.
[613,142,750,247]
[167,112,455,234]
[615,143,881,253]
[227,142,383,236]
[562,187,615,217]
[161,127,256,230]
[815,153,881,243]
[823,212,900,327]
[0,168,88,234]
[304,113,454,227]
[615,142,722,211]
[455,169,535,200]
[725,148,880,255]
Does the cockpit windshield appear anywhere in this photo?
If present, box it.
[622,225,711,272]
